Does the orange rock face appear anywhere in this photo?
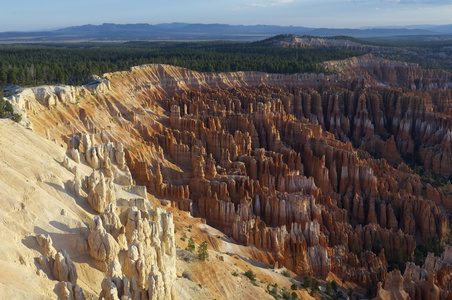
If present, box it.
[19,63,452,294]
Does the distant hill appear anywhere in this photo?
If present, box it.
[0,22,451,42]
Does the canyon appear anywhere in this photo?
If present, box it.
[3,52,452,299]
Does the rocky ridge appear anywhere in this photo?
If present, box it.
[269,34,368,51]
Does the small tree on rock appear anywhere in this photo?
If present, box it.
[302,275,311,289]
[198,241,209,261]
[326,281,332,295]
[310,279,319,296]
[186,237,195,252]
[331,280,338,292]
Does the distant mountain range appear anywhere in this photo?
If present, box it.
[1,22,452,42]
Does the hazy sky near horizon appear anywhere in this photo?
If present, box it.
[2,0,452,31]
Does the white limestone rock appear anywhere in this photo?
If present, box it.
[87,171,116,213]
[115,142,126,170]
[57,281,86,300]
[88,216,120,266]
[36,234,57,258]
[52,249,78,284]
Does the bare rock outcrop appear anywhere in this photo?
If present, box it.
[88,216,120,268]
[100,203,123,241]
[36,234,84,299]
[36,234,58,259]
[36,234,78,284]
[87,171,116,213]
[95,204,177,299]
[52,249,78,284]
[56,281,86,300]
[373,270,409,300]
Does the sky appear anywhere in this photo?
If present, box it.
[1,0,452,32]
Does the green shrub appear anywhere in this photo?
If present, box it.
[268,283,278,297]
[244,270,256,281]
[13,113,22,123]
[281,270,291,278]
[282,289,291,300]
[0,99,14,118]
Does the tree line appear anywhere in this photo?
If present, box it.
[0,41,364,87]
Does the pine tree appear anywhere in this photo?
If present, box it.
[302,275,311,289]
[186,238,195,252]
[197,241,208,261]
[7,68,17,85]
[0,65,6,85]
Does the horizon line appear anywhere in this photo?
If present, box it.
[3,21,452,33]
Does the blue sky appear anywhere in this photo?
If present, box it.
[2,0,452,31]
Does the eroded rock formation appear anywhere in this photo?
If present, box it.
[36,234,84,299]
[54,132,178,298]
[15,61,452,296]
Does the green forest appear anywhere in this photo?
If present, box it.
[0,40,364,87]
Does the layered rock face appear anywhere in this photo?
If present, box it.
[323,54,452,90]
[13,62,452,295]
